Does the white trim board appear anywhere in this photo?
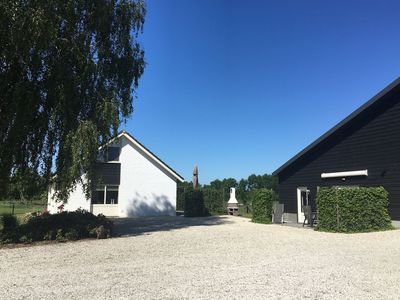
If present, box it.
[321,170,368,179]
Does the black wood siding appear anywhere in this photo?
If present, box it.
[95,163,121,185]
[278,87,400,220]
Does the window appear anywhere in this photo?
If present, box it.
[96,146,120,162]
[92,187,105,204]
[300,189,310,212]
[92,185,119,205]
[106,186,119,204]
[107,147,120,162]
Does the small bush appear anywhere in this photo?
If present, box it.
[20,211,41,224]
[19,235,33,244]
[1,214,18,231]
[56,229,67,242]
[65,229,79,241]
[90,225,110,239]
[43,230,55,241]
[252,189,277,224]
[184,190,206,217]
[316,187,393,233]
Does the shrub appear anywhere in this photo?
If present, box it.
[0,209,113,244]
[65,229,79,241]
[1,214,18,231]
[56,229,67,242]
[19,235,33,244]
[252,189,277,224]
[203,188,226,215]
[90,225,110,239]
[184,190,206,217]
[316,187,393,233]
[20,211,42,224]
[43,230,55,241]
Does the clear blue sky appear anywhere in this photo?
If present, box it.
[125,0,400,183]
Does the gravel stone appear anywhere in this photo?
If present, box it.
[1,216,400,299]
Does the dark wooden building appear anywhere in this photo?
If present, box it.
[273,78,400,223]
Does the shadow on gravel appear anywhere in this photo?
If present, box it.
[111,216,233,237]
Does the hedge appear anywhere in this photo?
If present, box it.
[252,189,276,224]
[316,187,393,233]
[184,190,207,217]
[203,188,226,215]
[176,188,186,211]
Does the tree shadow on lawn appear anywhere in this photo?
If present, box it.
[111,215,233,237]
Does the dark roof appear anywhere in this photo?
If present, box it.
[273,77,400,176]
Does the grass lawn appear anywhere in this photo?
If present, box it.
[238,205,252,219]
[0,201,46,216]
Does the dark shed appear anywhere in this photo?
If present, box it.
[273,78,400,222]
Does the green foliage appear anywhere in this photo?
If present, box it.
[56,229,67,243]
[19,235,33,244]
[0,209,113,244]
[43,230,56,241]
[203,188,226,215]
[65,229,79,241]
[252,189,276,224]
[0,0,146,200]
[1,214,18,231]
[316,187,393,233]
[184,190,206,217]
[6,168,47,203]
[90,225,110,239]
[178,173,278,218]
[177,181,193,211]
[245,174,278,193]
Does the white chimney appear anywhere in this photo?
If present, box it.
[227,188,239,216]
[228,188,238,204]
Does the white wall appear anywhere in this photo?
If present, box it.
[47,177,90,214]
[119,137,177,217]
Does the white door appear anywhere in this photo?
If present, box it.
[297,187,310,223]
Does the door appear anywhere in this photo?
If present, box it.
[297,187,310,223]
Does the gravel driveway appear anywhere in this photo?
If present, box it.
[1,216,400,299]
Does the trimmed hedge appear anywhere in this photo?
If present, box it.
[184,189,207,217]
[252,189,277,224]
[316,187,393,233]
[177,188,186,211]
[203,188,226,215]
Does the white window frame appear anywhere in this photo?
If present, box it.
[94,185,119,205]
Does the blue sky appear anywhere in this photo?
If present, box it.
[126,0,400,183]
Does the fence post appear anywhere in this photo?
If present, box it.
[12,203,15,215]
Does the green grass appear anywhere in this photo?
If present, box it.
[0,201,46,216]
[238,205,252,219]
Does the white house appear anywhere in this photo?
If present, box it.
[48,131,184,217]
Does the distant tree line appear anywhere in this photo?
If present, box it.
[177,173,278,214]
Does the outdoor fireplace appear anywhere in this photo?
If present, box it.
[227,188,239,216]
